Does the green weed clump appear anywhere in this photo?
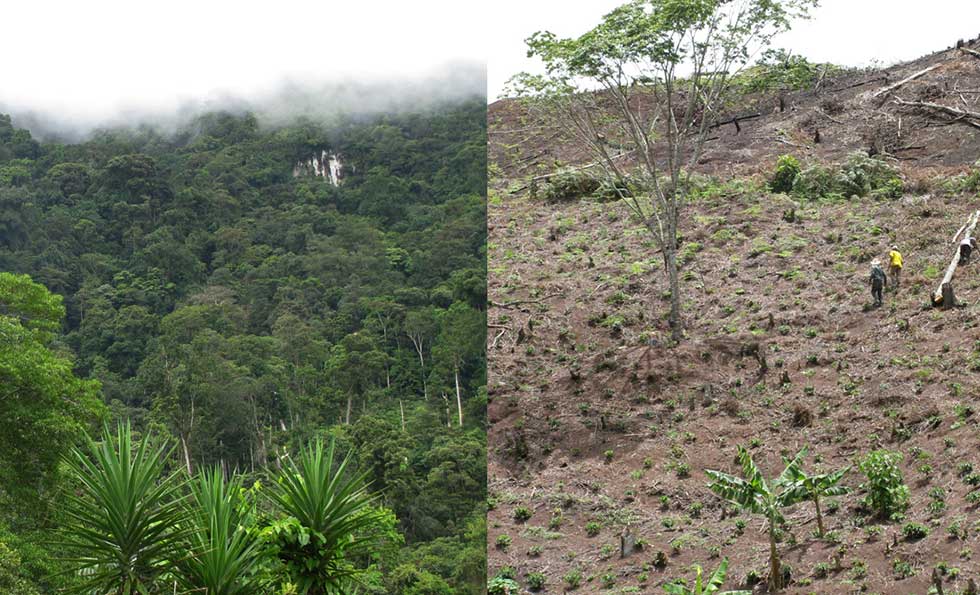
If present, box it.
[781,151,903,201]
[735,49,842,93]
[488,574,520,595]
[538,169,601,202]
[769,154,801,193]
[939,160,980,196]
[836,151,903,199]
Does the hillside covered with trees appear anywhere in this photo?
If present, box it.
[0,97,486,593]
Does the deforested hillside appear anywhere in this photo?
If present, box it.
[491,39,980,177]
[488,40,980,595]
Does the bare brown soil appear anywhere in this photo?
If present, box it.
[488,42,980,594]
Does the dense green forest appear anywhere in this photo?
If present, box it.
[0,98,486,593]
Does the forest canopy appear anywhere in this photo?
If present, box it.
[0,98,486,593]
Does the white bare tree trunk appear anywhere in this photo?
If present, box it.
[454,365,464,426]
[409,336,428,400]
[180,434,193,475]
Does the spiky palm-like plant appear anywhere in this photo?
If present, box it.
[268,438,383,595]
[60,422,186,594]
[705,446,810,592]
[663,558,751,594]
[175,467,269,594]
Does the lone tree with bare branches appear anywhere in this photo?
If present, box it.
[510,0,815,342]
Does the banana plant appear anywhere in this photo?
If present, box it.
[60,422,187,594]
[267,438,384,595]
[663,558,751,594]
[781,455,850,537]
[174,467,270,594]
[705,446,810,592]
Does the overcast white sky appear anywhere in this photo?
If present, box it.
[7,1,980,123]
[0,0,486,126]
[488,0,980,100]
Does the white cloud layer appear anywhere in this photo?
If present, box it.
[1,0,487,129]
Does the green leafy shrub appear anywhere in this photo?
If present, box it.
[941,160,980,195]
[0,539,40,595]
[770,155,801,193]
[488,575,520,595]
[902,522,929,540]
[791,152,903,200]
[792,164,838,200]
[859,450,909,518]
[736,49,839,93]
[964,162,980,194]
[539,170,601,202]
[526,572,546,591]
[892,558,915,579]
[837,151,903,198]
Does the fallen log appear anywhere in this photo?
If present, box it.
[953,222,968,243]
[829,76,887,93]
[708,113,762,133]
[893,98,980,130]
[961,46,980,60]
[872,64,941,98]
[934,210,980,307]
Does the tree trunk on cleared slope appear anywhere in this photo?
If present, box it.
[934,210,980,307]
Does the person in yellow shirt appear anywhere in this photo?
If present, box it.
[888,245,903,289]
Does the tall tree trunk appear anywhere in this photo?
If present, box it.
[814,495,824,537]
[345,394,352,425]
[181,397,195,475]
[400,399,406,432]
[769,519,782,591]
[180,434,193,475]
[417,349,428,400]
[666,237,682,343]
[408,334,428,400]
[442,393,451,428]
[251,395,267,469]
[454,365,464,427]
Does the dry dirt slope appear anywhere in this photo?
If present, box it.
[490,39,980,177]
[488,43,980,595]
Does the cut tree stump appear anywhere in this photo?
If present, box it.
[942,283,956,310]
[620,526,636,558]
[933,567,945,595]
[934,210,980,307]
